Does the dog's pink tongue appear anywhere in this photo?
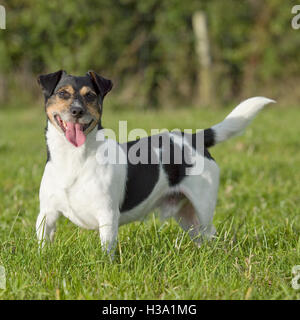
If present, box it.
[65,122,86,147]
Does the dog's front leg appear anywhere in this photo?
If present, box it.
[98,209,119,255]
[36,211,60,248]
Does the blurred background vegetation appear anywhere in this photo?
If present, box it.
[0,0,299,109]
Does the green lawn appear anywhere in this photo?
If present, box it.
[0,102,299,299]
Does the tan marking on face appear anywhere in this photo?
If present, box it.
[46,85,75,127]
[80,86,100,126]
[46,84,101,135]
[80,87,101,133]
[84,119,98,135]
[57,85,75,95]
[84,102,100,135]
[86,103,100,120]
[79,86,96,96]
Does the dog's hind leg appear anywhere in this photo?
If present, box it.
[174,197,216,246]
[165,160,219,246]
[178,161,220,245]
[173,197,202,243]
[159,194,203,245]
[36,211,60,248]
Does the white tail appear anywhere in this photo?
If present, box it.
[211,97,275,145]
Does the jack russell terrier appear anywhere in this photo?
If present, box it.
[36,70,274,253]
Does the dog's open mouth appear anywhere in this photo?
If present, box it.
[55,115,93,147]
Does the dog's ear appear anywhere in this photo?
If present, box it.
[38,70,65,100]
[87,71,113,98]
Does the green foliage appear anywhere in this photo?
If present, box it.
[0,0,299,107]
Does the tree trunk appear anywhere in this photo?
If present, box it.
[192,11,214,107]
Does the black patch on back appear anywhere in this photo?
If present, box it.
[162,133,193,186]
[119,138,160,213]
[163,131,215,185]
[119,130,216,212]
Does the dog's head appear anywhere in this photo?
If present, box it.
[38,70,112,147]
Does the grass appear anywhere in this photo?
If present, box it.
[0,101,299,300]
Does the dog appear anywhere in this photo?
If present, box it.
[36,70,274,253]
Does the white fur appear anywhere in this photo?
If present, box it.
[212,97,275,144]
[36,97,273,253]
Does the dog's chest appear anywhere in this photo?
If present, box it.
[64,175,100,229]
[43,156,114,229]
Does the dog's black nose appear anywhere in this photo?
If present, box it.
[70,106,85,118]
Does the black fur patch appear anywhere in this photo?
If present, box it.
[119,130,215,212]
[162,134,193,186]
[119,138,160,212]
[203,128,215,148]
[191,130,215,161]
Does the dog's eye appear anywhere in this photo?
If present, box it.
[84,92,96,101]
[58,90,71,99]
